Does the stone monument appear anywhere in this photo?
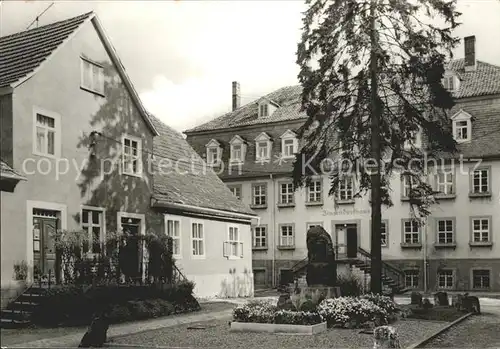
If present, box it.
[306,226,337,287]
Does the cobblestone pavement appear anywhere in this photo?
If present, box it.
[421,306,500,348]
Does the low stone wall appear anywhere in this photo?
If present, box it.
[0,280,27,309]
[230,321,327,335]
[294,286,341,298]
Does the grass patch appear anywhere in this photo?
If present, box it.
[404,305,466,322]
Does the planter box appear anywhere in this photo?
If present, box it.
[230,321,327,335]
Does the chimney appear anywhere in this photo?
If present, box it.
[232,81,241,111]
[464,36,476,71]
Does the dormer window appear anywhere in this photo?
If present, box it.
[229,135,246,163]
[281,130,298,158]
[259,104,269,117]
[206,139,222,165]
[442,73,459,92]
[255,132,272,162]
[451,110,472,143]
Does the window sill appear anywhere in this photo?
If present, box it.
[435,194,456,200]
[172,255,182,260]
[250,204,268,210]
[32,151,59,160]
[469,192,491,199]
[277,246,295,251]
[469,241,493,248]
[252,246,268,251]
[191,255,206,260]
[229,161,244,166]
[80,86,105,98]
[123,171,143,178]
[226,255,243,260]
[254,159,270,164]
[401,197,410,202]
[277,203,295,208]
[336,199,355,205]
[305,201,323,207]
[434,243,457,249]
[401,243,422,249]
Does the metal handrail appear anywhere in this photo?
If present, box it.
[291,257,308,273]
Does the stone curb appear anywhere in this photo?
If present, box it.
[404,312,473,349]
[9,310,233,348]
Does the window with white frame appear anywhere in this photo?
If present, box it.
[252,183,267,206]
[437,219,454,244]
[380,221,388,247]
[472,217,490,242]
[472,269,490,289]
[259,103,269,117]
[402,174,417,198]
[451,110,472,143]
[337,176,354,201]
[471,168,490,194]
[281,130,298,158]
[436,170,454,195]
[256,141,270,160]
[122,135,142,176]
[82,208,104,254]
[228,185,242,200]
[404,270,419,288]
[34,113,58,156]
[442,75,455,91]
[404,129,422,149]
[227,225,240,257]
[403,220,420,244]
[205,139,221,165]
[81,58,104,95]
[165,218,181,256]
[191,222,204,256]
[307,179,322,203]
[279,225,294,247]
[230,136,246,163]
[438,269,454,289]
[253,226,267,248]
[280,182,294,205]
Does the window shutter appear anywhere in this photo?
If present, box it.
[239,242,244,258]
[223,241,229,258]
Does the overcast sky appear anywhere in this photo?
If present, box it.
[1,0,499,132]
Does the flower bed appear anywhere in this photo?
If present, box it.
[233,301,323,325]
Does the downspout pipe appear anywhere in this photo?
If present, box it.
[270,174,276,288]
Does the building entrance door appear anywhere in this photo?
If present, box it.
[33,210,58,280]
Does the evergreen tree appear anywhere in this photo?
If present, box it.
[293,0,461,293]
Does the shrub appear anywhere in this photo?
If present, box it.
[317,297,388,328]
[273,310,323,325]
[233,301,277,323]
[422,298,433,309]
[13,261,28,281]
[411,291,423,306]
[336,271,364,297]
[361,293,399,315]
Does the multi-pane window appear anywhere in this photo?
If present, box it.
[252,184,267,206]
[438,269,454,289]
[280,225,294,247]
[402,175,417,198]
[472,168,489,194]
[437,219,454,244]
[306,223,323,230]
[436,171,454,195]
[253,226,267,248]
[283,139,296,157]
[191,222,204,256]
[472,269,490,289]
[403,220,420,244]
[280,183,294,205]
[443,76,454,91]
[228,226,239,257]
[404,270,419,288]
[228,185,241,200]
[337,176,354,201]
[256,141,270,160]
[231,144,243,162]
[307,180,322,203]
[380,221,388,247]
[166,218,181,256]
[35,114,56,156]
[81,58,104,94]
[122,136,142,176]
[82,209,103,254]
[455,120,469,141]
[259,104,269,117]
[207,147,220,165]
[472,218,490,242]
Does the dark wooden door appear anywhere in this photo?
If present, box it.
[346,225,358,258]
[122,220,141,278]
[33,217,58,278]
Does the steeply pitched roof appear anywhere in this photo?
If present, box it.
[0,12,159,135]
[0,12,93,88]
[150,115,256,217]
[185,60,500,134]
[0,160,26,181]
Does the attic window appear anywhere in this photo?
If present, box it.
[259,104,269,117]
[280,130,298,158]
[451,110,472,143]
[81,57,104,95]
[206,139,222,165]
[255,132,272,162]
[442,74,459,92]
[229,135,246,164]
